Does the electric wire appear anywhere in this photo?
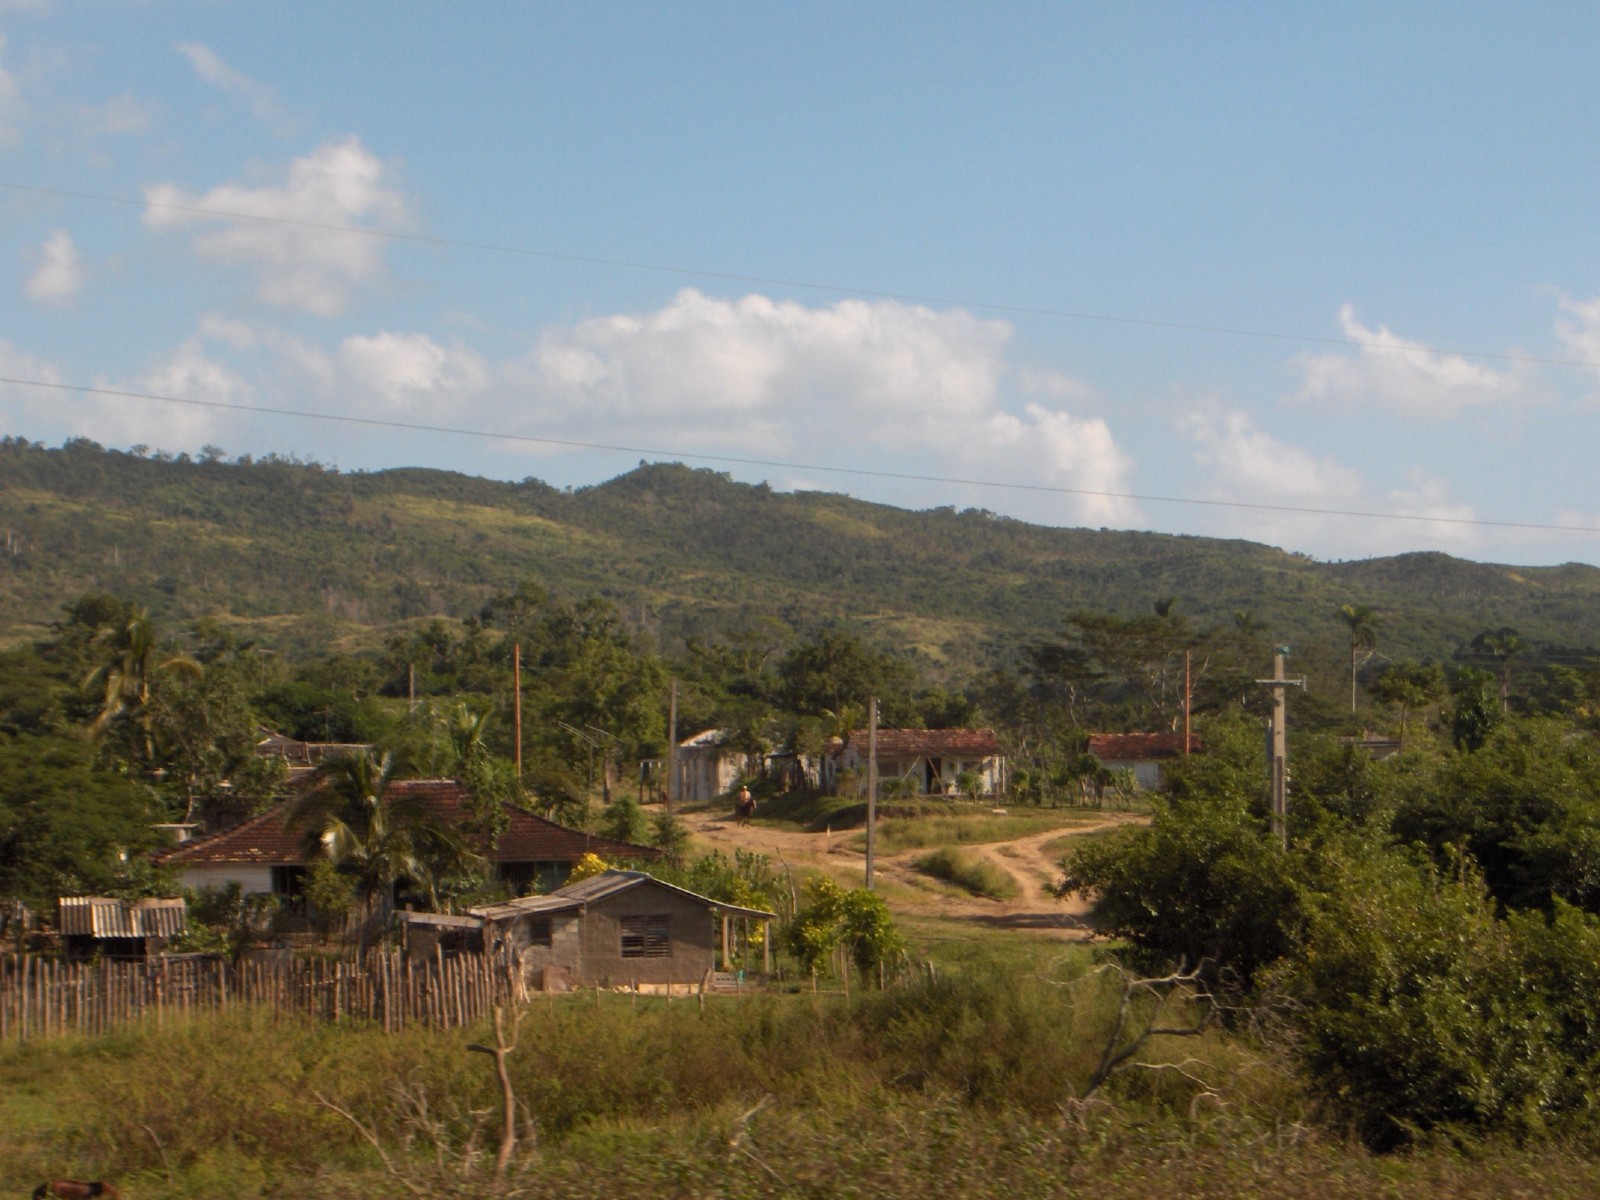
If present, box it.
[3,372,1598,538]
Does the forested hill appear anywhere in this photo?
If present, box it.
[3,436,1599,678]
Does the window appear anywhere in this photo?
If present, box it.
[620,914,670,958]
[523,916,553,948]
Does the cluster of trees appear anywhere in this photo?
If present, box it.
[1064,705,1600,1148]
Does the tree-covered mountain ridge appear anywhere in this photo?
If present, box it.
[3,435,1598,675]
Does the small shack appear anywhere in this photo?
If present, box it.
[404,870,776,991]
[58,896,187,959]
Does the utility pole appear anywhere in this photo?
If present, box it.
[666,678,679,814]
[513,643,522,780]
[866,697,879,890]
[1257,647,1305,851]
[1183,648,1192,758]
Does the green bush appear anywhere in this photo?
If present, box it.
[1283,841,1600,1149]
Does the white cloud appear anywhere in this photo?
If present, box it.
[142,137,412,316]
[22,229,83,307]
[948,403,1139,526]
[1179,409,1479,556]
[510,289,1137,525]
[0,32,23,147]
[0,341,63,421]
[0,335,247,452]
[175,41,291,134]
[1293,304,1524,417]
[525,289,1012,425]
[1555,294,1600,387]
[337,331,490,411]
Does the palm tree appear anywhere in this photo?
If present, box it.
[288,751,477,942]
[1337,604,1379,713]
[83,605,201,762]
[1471,627,1525,714]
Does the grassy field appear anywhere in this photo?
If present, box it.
[5,928,1600,1198]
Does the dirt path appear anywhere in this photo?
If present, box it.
[675,805,1144,942]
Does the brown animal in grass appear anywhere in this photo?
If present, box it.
[33,1183,120,1199]
[734,787,756,826]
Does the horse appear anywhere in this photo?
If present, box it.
[34,1184,120,1200]
[733,789,756,826]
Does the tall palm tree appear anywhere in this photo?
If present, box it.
[1337,604,1379,713]
[1471,627,1525,714]
[84,605,201,761]
[289,751,477,940]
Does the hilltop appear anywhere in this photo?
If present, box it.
[3,436,1598,683]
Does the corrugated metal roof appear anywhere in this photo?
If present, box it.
[397,911,485,929]
[58,896,187,938]
[470,870,776,923]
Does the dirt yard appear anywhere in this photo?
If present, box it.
[674,803,1144,941]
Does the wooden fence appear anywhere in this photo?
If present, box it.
[0,950,519,1043]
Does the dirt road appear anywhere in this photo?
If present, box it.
[675,805,1143,942]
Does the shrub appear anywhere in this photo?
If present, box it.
[913,847,1019,901]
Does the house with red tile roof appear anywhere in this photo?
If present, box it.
[828,727,1006,797]
[154,779,659,906]
[1086,732,1202,790]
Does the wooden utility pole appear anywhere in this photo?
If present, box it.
[1257,648,1305,851]
[667,678,679,814]
[1183,648,1192,757]
[407,663,415,713]
[865,697,879,890]
[513,642,522,780]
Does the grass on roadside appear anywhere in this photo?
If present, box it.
[862,810,1104,853]
[912,847,1020,901]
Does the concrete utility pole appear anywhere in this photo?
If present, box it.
[865,697,879,890]
[1257,647,1306,850]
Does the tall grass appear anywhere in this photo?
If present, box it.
[3,970,1596,1197]
[913,846,1020,900]
[869,811,1100,853]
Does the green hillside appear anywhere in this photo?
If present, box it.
[3,436,1598,685]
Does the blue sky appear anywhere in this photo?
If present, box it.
[3,2,1600,566]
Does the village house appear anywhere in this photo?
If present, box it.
[153,779,660,909]
[826,727,1006,797]
[403,869,775,991]
[1086,732,1202,790]
[667,728,760,802]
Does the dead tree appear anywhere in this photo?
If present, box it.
[1079,961,1216,1100]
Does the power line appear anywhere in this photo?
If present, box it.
[3,372,1597,538]
[2,178,1595,372]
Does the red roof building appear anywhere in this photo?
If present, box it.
[830,728,1006,798]
[156,779,658,900]
[1087,732,1203,790]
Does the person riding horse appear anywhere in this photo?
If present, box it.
[734,786,756,825]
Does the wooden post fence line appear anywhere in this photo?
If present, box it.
[0,951,522,1043]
